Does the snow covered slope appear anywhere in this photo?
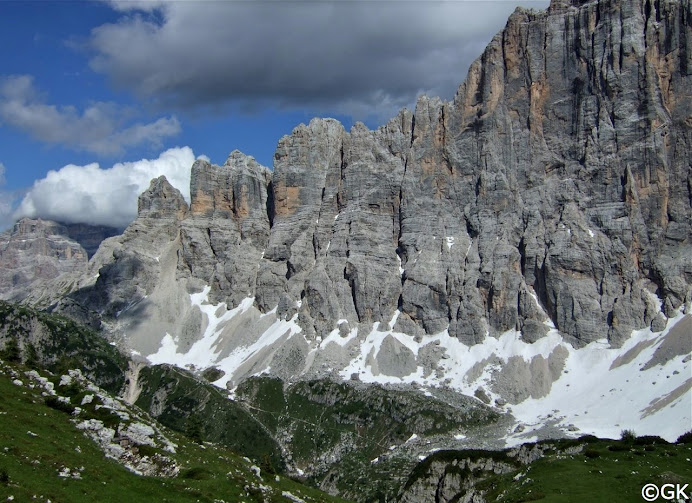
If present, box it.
[142,284,690,443]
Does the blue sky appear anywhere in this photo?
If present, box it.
[0,0,549,230]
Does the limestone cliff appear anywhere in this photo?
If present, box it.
[44,0,689,347]
[5,0,690,437]
[0,219,89,302]
[106,0,691,348]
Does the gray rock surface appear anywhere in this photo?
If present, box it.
[248,0,688,348]
[181,151,272,307]
[0,218,89,302]
[9,0,690,365]
[249,0,687,348]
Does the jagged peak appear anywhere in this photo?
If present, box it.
[137,175,188,220]
[225,149,255,166]
[308,117,343,128]
[350,121,370,133]
[548,0,595,11]
[284,117,346,140]
[223,149,271,175]
[10,217,66,237]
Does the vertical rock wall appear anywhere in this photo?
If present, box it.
[49,0,691,350]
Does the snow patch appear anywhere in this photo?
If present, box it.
[320,326,358,349]
[336,305,691,443]
[147,286,254,368]
[508,309,691,443]
[212,314,302,388]
[340,311,427,384]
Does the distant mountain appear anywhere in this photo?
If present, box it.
[0,0,689,500]
[0,218,119,303]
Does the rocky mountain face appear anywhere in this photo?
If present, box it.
[62,222,121,257]
[71,0,689,345]
[0,218,119,303]
[0,1,689,501]
[2,0,690,450]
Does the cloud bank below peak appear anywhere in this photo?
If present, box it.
[89,1,550,120]
[13,147,196,229]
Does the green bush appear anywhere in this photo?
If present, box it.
[185,415,204,444]
[584,449,601,458]
[201,367,224,382]
[634,435,668,446]
[44,396,76,415]
[676,430,692,444]
[180,466,212,480]
[1,336,21,363]
[136,444,158,458]
[24,343,39,368]
[620,429,637,442]
[260,453,277,475]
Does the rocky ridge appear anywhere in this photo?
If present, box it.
[4,0,691,444]
[0,219,88,302]
[69,0,690,345]
[0,218,119,303]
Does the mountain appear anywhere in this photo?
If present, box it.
[0,0,690,499]
[0,218,120,304]
[0,302,353,503]
[1,301,690,502]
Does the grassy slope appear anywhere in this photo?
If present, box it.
[236,377,503,501]
[402,437,692,502]
[135,364,285,472]
[0,361,352,503]
[0,300,128,393]
[486,439,692,502]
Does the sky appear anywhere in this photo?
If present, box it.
[0,0,549,230]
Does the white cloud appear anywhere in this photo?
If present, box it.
[88,1,550,120]
[13,147,196,228]
[0,75,181,155]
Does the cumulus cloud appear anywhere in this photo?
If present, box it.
[88,0,550,120]
[0,75,181,155]
[13,147,196,228]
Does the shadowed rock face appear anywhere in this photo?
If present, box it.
[32,0,691,351]
[61,223,121,258]
[0,219,90,302]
